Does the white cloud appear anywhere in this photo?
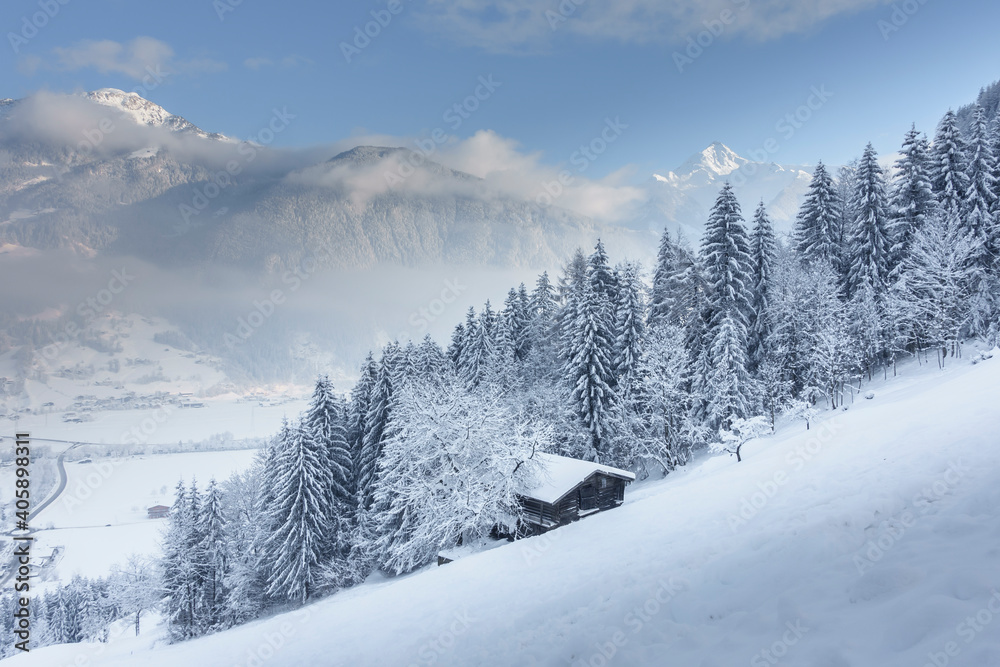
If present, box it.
[298,129,646,223]
[42,37,226,79]
[416,0,892,52]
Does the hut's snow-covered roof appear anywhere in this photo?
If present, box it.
[518,453,635,504]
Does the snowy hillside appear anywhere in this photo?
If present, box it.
[14,347,1000,666]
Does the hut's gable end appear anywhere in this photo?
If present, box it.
[518,468,632,535]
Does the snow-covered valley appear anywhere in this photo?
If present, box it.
[9,346,1000,667]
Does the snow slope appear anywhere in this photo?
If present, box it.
[10,352,1000,666]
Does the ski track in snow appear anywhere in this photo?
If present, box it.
[9,351,1000,667]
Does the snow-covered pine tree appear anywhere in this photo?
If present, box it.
[460,303,498,389]
[303,375,354,559]
[704,311,754,428]
[888,125,939,280]
[846,143,892,300]
[963,105,998,248]
[588,239,617,300]
[221,452,271,625]
[517,282,532,358]
[700,183,755,428]
[197,479,228,632]
[415,334,448,382]
[522,271,560,384]
[649,229,679,329]
[486,308,519,389]
[795,161,841,266]
[834,161,858,292]
[348,353,377,487]
[991,111,1000,194]
[502,287,530,362]
[161,480,198,641]
[357,353,394,511]
[931,109,970,220]
[749,200,777,368]
[264,420,334,605]
[446,322,465,369]
[962,105,1000,335]
[397,341,418,387]
[556,249,589,362]
[455,307,478,383]
[562,275,617,460]
[527,272,557,350]
[612,262,645,394]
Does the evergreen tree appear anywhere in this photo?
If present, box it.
[588,239,618,301]
[700,183,754,427]
[612,262,646,392]
[446,323,465,368]
[415,334,448,381]
[846,143,892,299]
[962,105,1000,335]
[303,375,354,555]
[161,481,198,640]
[795,162,841,265]
[931,109,970,219]
[347,354,377,496]
[888,125,938,279]
[749,201,777,368]
[197,480,228,631]
[357,353,394,510]
[649,229,679,328]
[704,312,754,428]
[563,277,617,459]
[702,184,754,328]
[265,420,334,604]
[502,287,530,362]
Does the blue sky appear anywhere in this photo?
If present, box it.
[2,0,998,180]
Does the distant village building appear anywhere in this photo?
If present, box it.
[514,453,635,536]
[147,505,170,519]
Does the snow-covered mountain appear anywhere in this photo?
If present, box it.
[82,88,233,141]
[0,90,607,271]
[0,88,229,141]
[639,142,815,237]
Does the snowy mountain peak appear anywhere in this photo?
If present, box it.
[80,88,229,141]
[645,142,815,234]
[651,142,749,187]
[679,141,748,177]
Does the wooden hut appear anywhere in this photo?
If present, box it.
[514,453,635,536]
[147,505,170,519]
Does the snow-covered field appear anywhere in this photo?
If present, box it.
[11,349,1000,666]
[4,451,257,582]
[0,311,312,443]
[5,399,306,446]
